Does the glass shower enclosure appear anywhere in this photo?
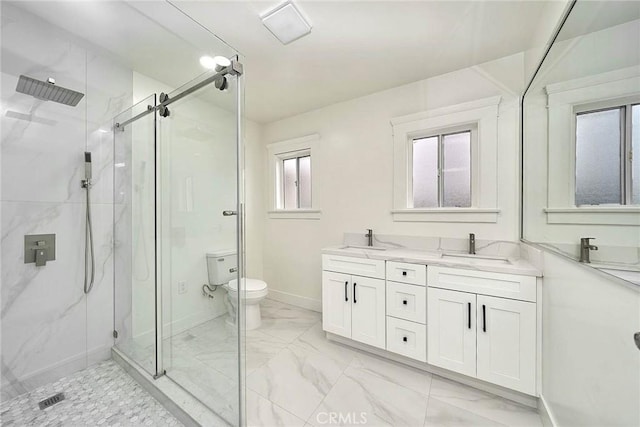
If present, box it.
[112,60,246,425]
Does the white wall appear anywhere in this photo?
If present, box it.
[259,53,525,305]
[1,3,132,400]
[540,249,640,426]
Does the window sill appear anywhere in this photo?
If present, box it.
[391,208,500,223]
[544,207,640,226]
[268,209,322,220]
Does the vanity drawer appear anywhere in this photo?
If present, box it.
[386,317,427,362]
[386,281,426,324]
[322,254,385,279]
[386,261,427,286]
[428,266,536,302]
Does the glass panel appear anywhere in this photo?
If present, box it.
[283,157,298,209]
[576,108,622,205]
[298,156,312,208]
[632,104,640,205]
[159,71,241,425]
[413,136,439,207]
[113,94,157,376]
[443,131,471,207]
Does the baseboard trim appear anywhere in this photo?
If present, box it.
[326,332,538,409]
[539,394,557,427]
[267,289,322,312]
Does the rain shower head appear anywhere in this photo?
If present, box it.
[16,75,84,106]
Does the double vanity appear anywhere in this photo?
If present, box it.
[321,242,542,399]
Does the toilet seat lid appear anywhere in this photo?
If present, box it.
[228,278,267,291]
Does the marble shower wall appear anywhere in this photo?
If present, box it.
[1,4,132,401]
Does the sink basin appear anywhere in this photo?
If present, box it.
[442,253,510,265]
[340,245,387,251]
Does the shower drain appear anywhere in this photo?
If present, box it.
[38,392,65,410]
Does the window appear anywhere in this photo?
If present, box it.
[267,134,321,219]
[575,103,638,206]
[391,96,501,223]
[412,130,471,208]
[282,155,311,209]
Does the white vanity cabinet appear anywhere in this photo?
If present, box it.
[322,255,386,349]
[384,261,427,362]
[427,266,537,395]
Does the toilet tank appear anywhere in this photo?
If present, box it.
[206,250,238,285]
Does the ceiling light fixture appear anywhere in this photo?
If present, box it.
[199,55,231,71]
[260,0,311,45]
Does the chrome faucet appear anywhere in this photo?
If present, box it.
[579,237,598,263]
[469,233,476,255]
[365,229,374,247]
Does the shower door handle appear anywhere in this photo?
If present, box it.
[222,210,237,216]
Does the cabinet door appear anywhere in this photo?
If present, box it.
[322,271,352,338]
[427,288,476,376]
[476,295,536,395]
[351,276,386,349]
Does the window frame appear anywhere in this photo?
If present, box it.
[543,66,640,226]
[409,126,475,209]
[573,100,637,206]
[267,134,321,220]
[391,95,501,223]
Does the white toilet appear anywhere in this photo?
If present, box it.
[206,250,268,330]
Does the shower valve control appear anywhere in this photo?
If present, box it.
[24,234,56,267]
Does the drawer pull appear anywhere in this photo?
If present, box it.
[402,336,408,342]
[467,302,471,329]
[402,271,407,276]
[482,304,487,332]
[344,281,348,302]
[402,299,408,305]
[353,283,357,304]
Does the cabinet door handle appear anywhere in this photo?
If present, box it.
[402,299,408,305]
[344,281,348,302]
[353,283,357,304]
[467,302,471,329]
[402,336,408,342]
[482,304,487,332]
[402,271,407,276]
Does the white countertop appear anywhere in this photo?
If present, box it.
[322,245,543,277]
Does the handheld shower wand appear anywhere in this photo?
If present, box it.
[82,152,95,294]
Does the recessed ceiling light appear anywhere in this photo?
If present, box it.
[261,1,311,45]
[199,55,231,70]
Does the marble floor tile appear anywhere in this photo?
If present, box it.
[259,302,321,343]
[292,323,357,368]
[349,351,432,397]
[246,390,306,427]
[310,360,429,427]
[0,360,181,427]
[424,397,505,427]
[429,377,542,427]
[247,344,346,421]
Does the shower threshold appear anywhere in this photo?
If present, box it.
[111,348,230,427]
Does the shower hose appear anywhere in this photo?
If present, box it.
[84,181,95,294]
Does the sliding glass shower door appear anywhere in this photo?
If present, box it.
[112,65,245,425]
[158,70,244,426]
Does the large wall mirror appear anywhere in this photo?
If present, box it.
[522,0,640,284]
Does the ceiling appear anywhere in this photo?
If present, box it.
[10,1,556,123]
[172,0,554,123]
